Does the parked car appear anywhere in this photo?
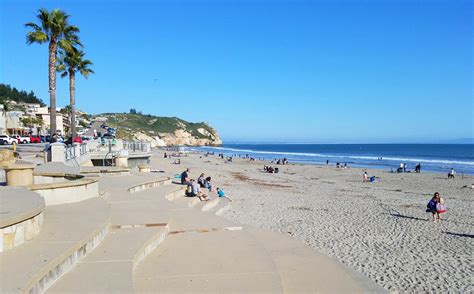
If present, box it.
[40,135,50,143]
[30,135,41,143]
[0,135,16,145]
[15,135,31,144]
[102,133,115,139]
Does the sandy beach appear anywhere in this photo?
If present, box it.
[152,150,473,292]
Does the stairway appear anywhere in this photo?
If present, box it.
[1,172,384,293]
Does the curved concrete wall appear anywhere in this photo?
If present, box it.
[29,179,99,206]
[0,212,43,252]
[0,188,45,252]
[127,178,172,194]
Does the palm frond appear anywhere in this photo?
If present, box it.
[24,22,42,31]
[38,8,52,33]
[26,31,48,44]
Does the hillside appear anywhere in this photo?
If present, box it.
[101,113,222,146]
[0,84,45,107]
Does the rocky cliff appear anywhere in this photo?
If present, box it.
[102,113,222,147]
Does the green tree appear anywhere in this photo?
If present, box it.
[25,8,81,135]
[57,47,94,138]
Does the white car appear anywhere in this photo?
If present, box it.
[0,135,16,145]
[14,135,31,144]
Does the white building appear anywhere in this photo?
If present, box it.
[0,105,6,135]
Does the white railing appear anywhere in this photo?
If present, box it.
[123,141,151,153]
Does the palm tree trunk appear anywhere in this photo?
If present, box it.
[69,71,76,139]
[48,40,57,136]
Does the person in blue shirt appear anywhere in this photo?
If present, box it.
[217,187,232,202]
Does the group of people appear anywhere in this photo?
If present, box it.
[274,158,289,165]
[336,162,348,169]
[263,165,279,173]
[180,168,231,202]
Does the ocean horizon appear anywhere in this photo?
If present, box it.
[191,143,474,175]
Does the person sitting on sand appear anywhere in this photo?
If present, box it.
[197,173,206,188]
[217,187,232,202]
[363,172,368,182]
[448,168,455,179]
[181,168,191,185]
[204,176,213,191]
[426,192,446,222]
[191,180,209,201]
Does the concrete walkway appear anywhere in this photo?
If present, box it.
[1,171,384,293]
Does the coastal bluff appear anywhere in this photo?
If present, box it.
[102,113,222,147]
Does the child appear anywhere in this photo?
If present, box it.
[426,192,445,222]
[217,187,232,202]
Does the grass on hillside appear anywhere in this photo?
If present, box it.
[101,113,216,140]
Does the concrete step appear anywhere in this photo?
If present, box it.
[133,227,283,292]
[98,174,170,195]
[211,197,233,216]
[201,197,220,212]
[171,195,201,208]
[0,197,110,293]
[244,226,386,293]
[48,226,169,293]
[134,222,384,293]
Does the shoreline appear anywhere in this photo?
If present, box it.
[188,144,474,175]
[152,150,474,292]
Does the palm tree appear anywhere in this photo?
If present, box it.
[57,47,94,139]
[25,8,81,137]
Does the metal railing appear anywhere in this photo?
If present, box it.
[64,145,76,161]
[123,141,151,152]
[79,143,87,155]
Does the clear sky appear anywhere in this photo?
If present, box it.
[1,0,472,143]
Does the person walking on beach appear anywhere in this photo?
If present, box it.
[448,168,456,179]
[426,192,446,222]
[415,163,421,173]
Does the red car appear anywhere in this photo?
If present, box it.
[30,136,41,143]
[73,136,83,144]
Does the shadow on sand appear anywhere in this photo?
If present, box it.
[445,232,474,239]
[391,213,427,222]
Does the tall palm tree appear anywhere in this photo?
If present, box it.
[57,47,94,139]
[25,8,81,137]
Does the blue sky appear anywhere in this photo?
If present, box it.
[1,0,472,143]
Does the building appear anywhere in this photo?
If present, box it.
[6,111,29,135]
[0,105,6,135]
[21,103,42,117]
[39,113,64,135]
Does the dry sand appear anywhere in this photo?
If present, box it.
[152,150,473,292]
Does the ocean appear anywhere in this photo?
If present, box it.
[190,144,474,175]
